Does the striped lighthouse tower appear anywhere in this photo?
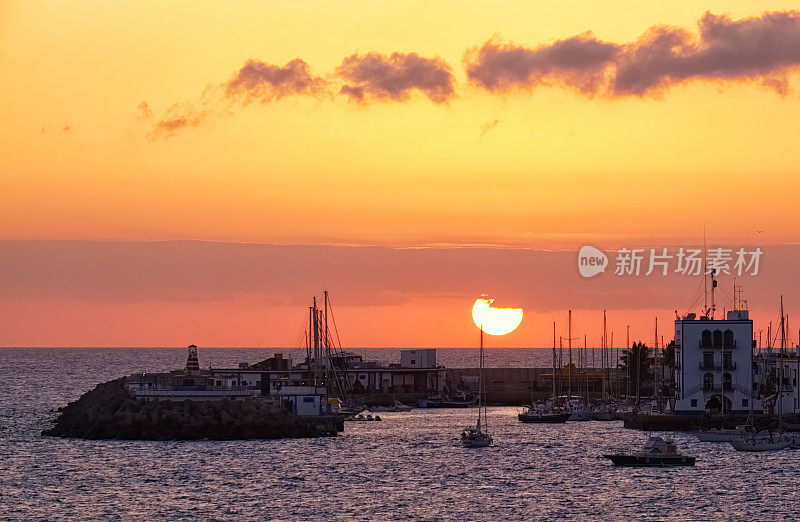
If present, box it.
[186,344,200,374]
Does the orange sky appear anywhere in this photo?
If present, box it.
[2,2,800,347]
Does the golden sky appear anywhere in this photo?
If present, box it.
[2,2,800,346]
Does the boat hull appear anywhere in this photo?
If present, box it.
[518,412,571,423]
[695,431,744,442]
[590,411,617,421]
[603,455,695,467]
[462,437,492,448]
[729,440,791,451]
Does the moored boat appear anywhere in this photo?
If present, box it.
[695,426,749,442]
[604,436,696,467]
[369,400,414,412]
[729,433,793,451]
[518,406,571,423]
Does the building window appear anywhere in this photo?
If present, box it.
[713,329,723,347]
[703,373,714,391]
[723,352,732,369]
[411,360,416,365]
[723,373,732,390]
[742,399,749,407]
[723,329,734,347]
[302,397,315,403]
[691,399,697,407]
[703,352,714,368]
[701,330,712,347]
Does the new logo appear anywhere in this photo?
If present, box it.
[578,246,608,278]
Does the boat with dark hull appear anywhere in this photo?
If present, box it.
[604,436,696,467]
[419,392,476,408]
[518,406,570,423]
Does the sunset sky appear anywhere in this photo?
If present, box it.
[2,1,800,348]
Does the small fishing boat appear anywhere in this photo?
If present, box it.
[604,436,696,467]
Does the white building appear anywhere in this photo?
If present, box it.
[674,310,761,415]
[277,385,327,416]
[400,349,436,369]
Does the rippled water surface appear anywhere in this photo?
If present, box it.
[2,348,799,520]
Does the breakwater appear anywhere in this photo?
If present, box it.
[623,413,800,432]
[42,378,343,440]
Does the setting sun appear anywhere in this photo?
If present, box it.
[471,297,523,336]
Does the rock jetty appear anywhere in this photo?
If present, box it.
[42,378,343,440]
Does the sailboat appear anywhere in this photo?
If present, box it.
[731,296,795,452]
[519,320,571,423]
[462,325,492,447]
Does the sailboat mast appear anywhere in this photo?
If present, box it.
[552,321,557,401]
[479,325,485,429]
[608,330,614,399]
[568,309,572,400]
[584,335,588,405]
[308,305,314,382]
[654,317,659,406]
[779,297,785,425]
[324,290,329,352]
[626,325,630,402]
[602,310,607,400]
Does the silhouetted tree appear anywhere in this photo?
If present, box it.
[619,342,654,397]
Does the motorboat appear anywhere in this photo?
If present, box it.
[604,436,696,466]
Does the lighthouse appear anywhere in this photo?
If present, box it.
[186,344,200,375]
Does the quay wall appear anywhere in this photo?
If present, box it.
[357,367,620,406]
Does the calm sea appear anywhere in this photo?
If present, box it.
[1,347,798,520]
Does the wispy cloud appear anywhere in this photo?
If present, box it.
[136,101,153,120]
[466,11,800,97]
[479,119,500,139]
[336,52,455,103]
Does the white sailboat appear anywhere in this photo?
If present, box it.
[462,326,492,448]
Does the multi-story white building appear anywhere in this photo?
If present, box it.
[674,310,762,414]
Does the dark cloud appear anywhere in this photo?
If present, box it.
[466,10,800,97]
[614,11,800,95]
[337,52,455,103]
[466,34,619,95]
[224,58,327,103]
[149,59,325,140]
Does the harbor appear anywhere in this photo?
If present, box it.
[9,346,800,519]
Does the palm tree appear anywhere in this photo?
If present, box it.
[619,342,654,400]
